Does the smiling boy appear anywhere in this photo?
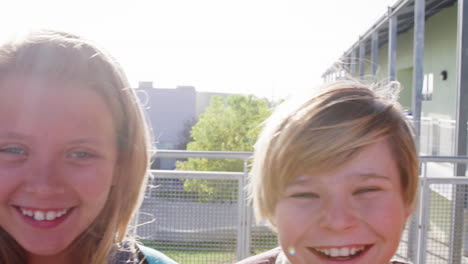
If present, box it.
[238,81,418,264]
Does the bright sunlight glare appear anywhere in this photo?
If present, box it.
[0,0,397,99]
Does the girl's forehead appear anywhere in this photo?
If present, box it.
[1,77,102,102]
[0,78,109,118]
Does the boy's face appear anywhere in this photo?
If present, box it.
[273,140,411,264]
[0,78,118,261]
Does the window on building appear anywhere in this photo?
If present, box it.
[422,73,433,101]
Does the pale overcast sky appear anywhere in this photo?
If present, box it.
[0,0,397,99]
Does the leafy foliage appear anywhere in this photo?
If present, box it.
[176,94,272,200]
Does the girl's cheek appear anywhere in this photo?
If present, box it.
[0,168,23,197]
[63,166,114,196]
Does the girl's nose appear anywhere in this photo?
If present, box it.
[22,158,65,195]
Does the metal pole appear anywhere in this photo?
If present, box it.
[351,48,357,76]
[408,1,426,262]
[451,0,468,262]
[455,0,468,165]
[243,159,252,259]
[371,31,379,79]
[359,37,366,78]
[412,0,425,147]
[388,7,397,82]
[236,170,245,260]
[416,178,430,264]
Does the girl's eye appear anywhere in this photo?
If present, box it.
[69,151,96,159]
[0,146,26,155]
[291,192,319,199]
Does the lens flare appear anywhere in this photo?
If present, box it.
[288,247,296,256]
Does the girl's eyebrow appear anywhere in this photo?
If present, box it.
[69,138,101,144]
[68,138,113,147]
[0,131,28,140]
[0,132,111,147]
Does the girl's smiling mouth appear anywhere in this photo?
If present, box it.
[13,206,75,228]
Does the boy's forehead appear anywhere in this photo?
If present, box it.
[287,161,393,187]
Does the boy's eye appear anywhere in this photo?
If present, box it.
[354,187,381,195]
[291,192,319,199]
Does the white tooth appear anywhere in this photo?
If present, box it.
[350,247,356,255]
[330,248,339,257]
[34,211,45,221]
[324,249,330,255]
[26,210,33,216]
[339,247,350,256]
[46,211,57,220]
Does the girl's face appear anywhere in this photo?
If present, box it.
[0,78,118,261]
[274,140,411,264]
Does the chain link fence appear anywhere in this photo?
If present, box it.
[136,151,468,264]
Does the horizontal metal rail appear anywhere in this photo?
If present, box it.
[153,150,252,160]
[420,156,468,163]
[140,151,468,263]
[422,176,468,184]
[154,151,468,164]
[149,169,244,180]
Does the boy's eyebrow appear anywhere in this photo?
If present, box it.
[290,172,391,185]
[289,175,314,185]
[358,173,391,181]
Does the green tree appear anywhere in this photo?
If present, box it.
[176,94,272,201]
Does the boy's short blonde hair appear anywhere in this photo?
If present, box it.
[249,80,418,226]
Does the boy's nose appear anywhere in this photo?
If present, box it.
[23,158,65,195]
[318,197,358,231]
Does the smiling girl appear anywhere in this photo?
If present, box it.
[238,81,418,264]
[0,30,177,264]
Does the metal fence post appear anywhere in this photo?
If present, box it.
[416,177,430,264]
[243,159,252,259]
[236,167,246,261]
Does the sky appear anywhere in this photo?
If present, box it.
[0,0,397,100]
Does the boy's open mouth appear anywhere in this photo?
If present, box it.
[309,245,371,260]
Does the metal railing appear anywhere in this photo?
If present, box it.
[136,150,468,264]
[414,156,468,264]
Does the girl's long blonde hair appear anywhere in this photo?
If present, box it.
[0,30,152,264]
